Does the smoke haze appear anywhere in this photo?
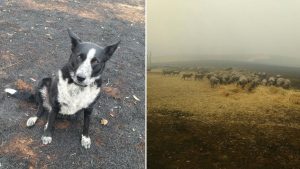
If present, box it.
[148,0,300,67]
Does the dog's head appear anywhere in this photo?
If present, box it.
[67,29,120,86]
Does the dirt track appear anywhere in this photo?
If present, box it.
[0,0,145,168]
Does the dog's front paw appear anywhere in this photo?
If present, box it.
[26,116,38,127]
[41,135,52,145]
[81,135,91,149]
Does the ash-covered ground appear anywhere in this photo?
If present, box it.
[0,0,145,168]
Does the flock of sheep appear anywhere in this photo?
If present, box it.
[162,69,292,91]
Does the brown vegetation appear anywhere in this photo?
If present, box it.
[148,72,300,169]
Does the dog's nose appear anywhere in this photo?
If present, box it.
[76,75,86,82]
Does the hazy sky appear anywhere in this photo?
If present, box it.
[148,0,300,67]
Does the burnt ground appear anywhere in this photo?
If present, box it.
[148,109,300,169]
[0,0,145,168]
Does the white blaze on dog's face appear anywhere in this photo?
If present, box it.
[75,48,97,85]
[67,29,120,86]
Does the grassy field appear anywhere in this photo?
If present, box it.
[148,72,300,169]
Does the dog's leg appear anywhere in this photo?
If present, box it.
[26,91,45,127]
[41,106,58,145]
[27,78,51,127]
[81,108,92,149]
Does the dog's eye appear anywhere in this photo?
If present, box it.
[91,58,99,64]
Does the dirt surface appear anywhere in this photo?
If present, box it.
[0,0,145,168]
[148,72,300,169]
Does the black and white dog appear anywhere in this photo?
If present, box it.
[4,29,119,149]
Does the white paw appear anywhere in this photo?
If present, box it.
[26,116,38,127]
[41,136,52,145]
[81,135,91,149]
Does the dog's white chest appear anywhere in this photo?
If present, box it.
[57,71,100,115]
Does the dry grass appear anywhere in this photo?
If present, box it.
[101,2,144,23]
[148,72,300,127]
[289,93,300,105]
[1,135,36,157]
[0,135,37,168]
[16,79,33,91]
[23,0,102,20]
[148,72,300,168]
[22,0,144,23]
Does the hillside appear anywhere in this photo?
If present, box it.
[148,72,300,169]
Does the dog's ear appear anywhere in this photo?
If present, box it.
[103,41,120,62]
[67,28,82,51]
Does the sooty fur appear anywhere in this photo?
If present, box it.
[5,29,119,149]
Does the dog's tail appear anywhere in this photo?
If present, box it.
[4,88,35,103]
